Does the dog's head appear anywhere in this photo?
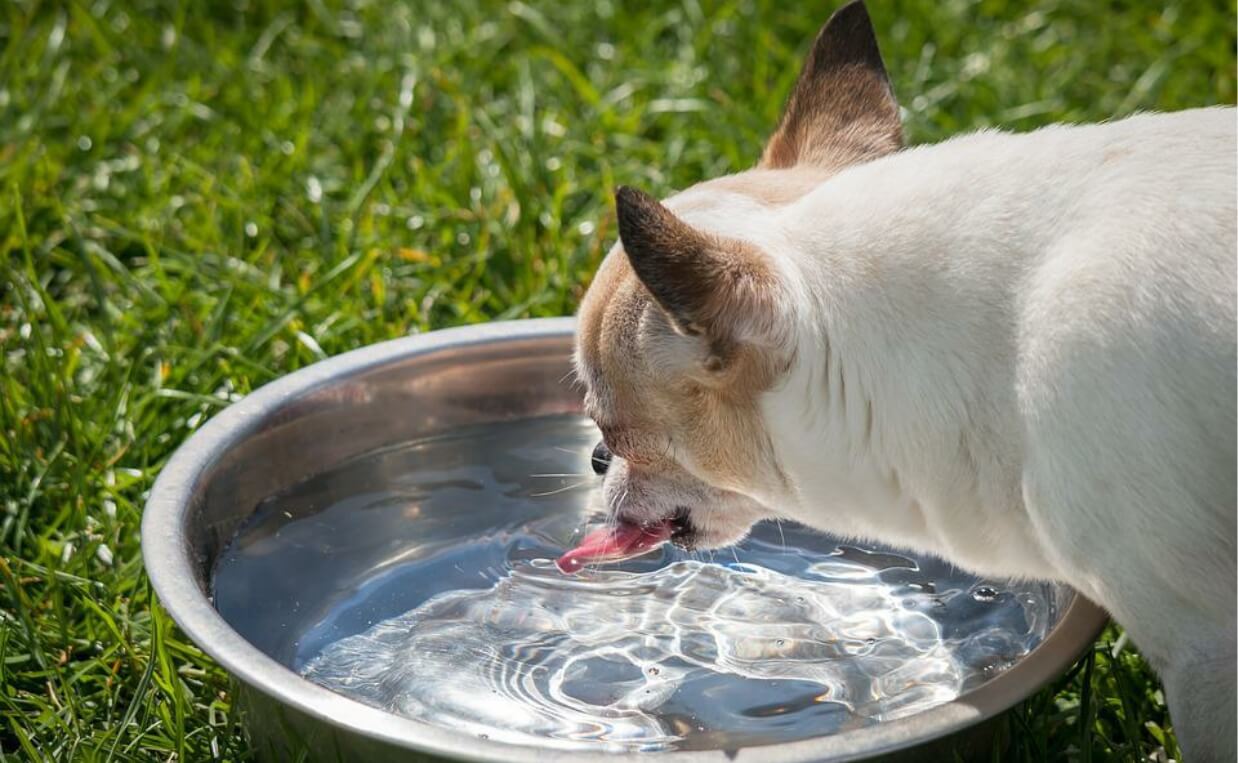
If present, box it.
[575,1,903,549]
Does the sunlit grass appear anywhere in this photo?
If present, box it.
[1,0,1233,759]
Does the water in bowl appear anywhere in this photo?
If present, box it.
[212,414,1061,753]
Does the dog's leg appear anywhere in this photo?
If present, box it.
[1161,630,1236,763]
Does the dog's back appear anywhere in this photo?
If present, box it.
[1014,108,1235,622]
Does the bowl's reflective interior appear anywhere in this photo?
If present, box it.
[212,413,1067,753]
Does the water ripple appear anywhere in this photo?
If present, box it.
[302,556,1046,751]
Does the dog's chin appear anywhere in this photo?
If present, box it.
[669,510,758,552]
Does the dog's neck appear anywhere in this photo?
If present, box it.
[757,129,1099,581]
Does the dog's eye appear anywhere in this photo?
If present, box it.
[590,441,612,475]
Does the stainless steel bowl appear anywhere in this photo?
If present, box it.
[142,317,1106,763]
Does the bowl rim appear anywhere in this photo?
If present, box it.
[142,317,1108,763]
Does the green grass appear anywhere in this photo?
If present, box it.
[1,0,1233,759]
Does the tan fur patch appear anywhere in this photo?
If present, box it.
[698,167,836,207]
[577,230,789,492]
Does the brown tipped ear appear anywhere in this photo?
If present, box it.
[760,0,902,170]
[615,186,776,345]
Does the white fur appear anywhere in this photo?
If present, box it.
[722,107,1237,760]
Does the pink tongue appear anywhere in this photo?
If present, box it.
[556,521,673,574]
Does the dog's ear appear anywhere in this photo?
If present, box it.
[760,0,901,170]
[615,186,780,358]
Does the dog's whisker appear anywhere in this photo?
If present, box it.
[608,488,628,520]
[530,480,590,497]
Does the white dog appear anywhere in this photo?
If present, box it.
[568,2,1237,759]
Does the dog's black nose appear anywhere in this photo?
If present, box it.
[591,441,612,475]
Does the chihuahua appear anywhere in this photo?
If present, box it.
[568,1,1236,759]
